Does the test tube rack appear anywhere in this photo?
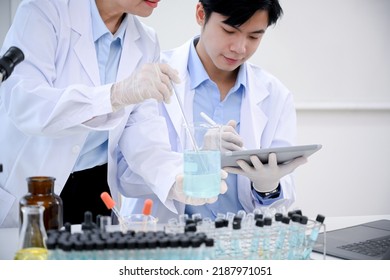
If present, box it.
[164,210,326,260]
[45,209,326,260]
[46,229,215,260]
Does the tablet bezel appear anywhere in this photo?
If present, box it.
[221,144,322,167]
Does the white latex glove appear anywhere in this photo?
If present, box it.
[110,63,180,111]
[203,120,244,152]
[220,120,244,152]
[168,170,228,205]
[224,153,307,193]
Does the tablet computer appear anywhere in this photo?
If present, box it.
[221,144,322,167]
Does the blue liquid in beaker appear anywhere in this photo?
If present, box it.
[183,150,221,198]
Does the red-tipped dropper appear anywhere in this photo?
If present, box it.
[141,199,154,231]
[100,192,128,231]
[142,199,153,216]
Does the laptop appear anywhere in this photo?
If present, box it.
[312,219,390,260]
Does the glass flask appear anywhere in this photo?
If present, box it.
[14,205,48,260]
[19,176,63,230]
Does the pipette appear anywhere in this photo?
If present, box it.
[142,199,153,231]
[171,82,199,152]
[100,192,128,232]
[142,199,153,216]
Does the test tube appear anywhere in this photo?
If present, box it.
[214,218,229,258]
[262,217,272,259]
[241,213,255,253]
[226,212,236,225]
[196,217,213,236]
[46,237,59,260]
[204,238,215,260]
[99,216,112,232]
[165,218,180,234]
[294,216,309,259]
[274,216,290,259]
[287,214,301,259]
[179,214,189,227]
[230,218,242,258]
[302,214,326,260]
[272,213,283,255]
[250,218,264,259]
[191,213,202,225]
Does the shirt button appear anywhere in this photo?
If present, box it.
[72,145,80,154]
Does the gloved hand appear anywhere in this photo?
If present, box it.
[220,120,244,152]
[110,63,180,111]
[224,153,307,193]
[168,170,228,205]
[203,120,244,152]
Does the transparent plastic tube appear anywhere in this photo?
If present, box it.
[274,216,290,259]
[302,214,326,259]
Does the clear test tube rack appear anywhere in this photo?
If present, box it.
[164,211,327,260]
[45,210,326,260]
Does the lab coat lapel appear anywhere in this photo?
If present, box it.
[106,17,143,201]
[240,65,269,150]
[117,16,142,81]
[69,0,100,86]
[238,64,270,212]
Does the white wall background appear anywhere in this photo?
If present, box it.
[1,0,389,218]
[0,0,20,41]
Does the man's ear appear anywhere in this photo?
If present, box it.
[195,2,205,26]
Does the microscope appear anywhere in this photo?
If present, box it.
[0,46,25,173]
[0,46,24,84]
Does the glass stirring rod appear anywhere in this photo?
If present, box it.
[171,82,209,174]
[200,111,247,150]
[171,82,199,152]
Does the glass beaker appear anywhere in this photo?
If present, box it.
[14,205,48,260]
[19,176,63,230]
[183,123,221,198]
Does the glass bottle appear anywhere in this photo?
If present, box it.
[19,176,63,230]
[14,205,48,260]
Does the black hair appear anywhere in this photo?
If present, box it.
[199,0,283,27]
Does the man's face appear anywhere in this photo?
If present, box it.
[196,5,269,73]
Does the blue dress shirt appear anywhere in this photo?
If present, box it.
[185,39,281,219]
[73,1,127,171]
[185,39,246,218]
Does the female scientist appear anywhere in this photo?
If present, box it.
[0,0,226,228]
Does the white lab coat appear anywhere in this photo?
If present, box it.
[0,0,181,228]
[120,38,298,222]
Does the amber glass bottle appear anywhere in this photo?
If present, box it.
[19,176,63,230]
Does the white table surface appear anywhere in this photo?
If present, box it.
[1,215,389,260]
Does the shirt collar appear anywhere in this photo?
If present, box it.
[90,0,128,43]
[188,37,209,90]
[235,61,247,94]
[187,36,247,93]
